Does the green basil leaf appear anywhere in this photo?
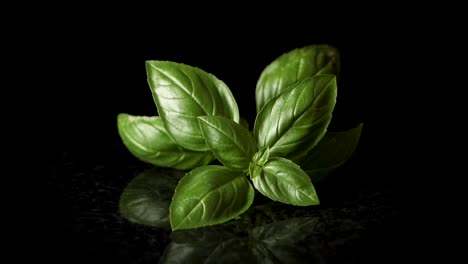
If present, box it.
[198,116,256,171]
[251,157,319,206]
[117,114,213,170]
[254,74,337,158]
[249,165,262,180]
[302,123,363,182]
[252,147,270,167]
[119,167,184,227]
[146,61,240,151]
[256,45,340,112]
[170,166,254,230]
[249,147,269,178]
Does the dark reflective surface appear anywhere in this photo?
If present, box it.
[20,3,443,263]
[119,167,184,228]
[161,217,319,263]
[61,155,400,263]
[159,196,399,264]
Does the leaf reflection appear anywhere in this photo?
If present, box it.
[160,214,322,264]
[119,167,185,228]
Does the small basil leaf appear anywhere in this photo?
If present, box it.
[249,165,262,180]
[256,45,340,111]
[248,147,269,178]
[251,158,319,206]
[254,74,337,158]
[117,114,213,170]
[119,167,184,227]
[146,61,239,151]
[170,166,254,230]
[252,146,270,167]
[198,116,256,171]
[302,123,363,182]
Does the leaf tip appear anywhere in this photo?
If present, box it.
[144,60,159,66]
[357,122,364,130]
[117,113,130,132]
[311,196,320,206]
[144,60,153,70]
[117,112,128,120]
[169,222,180,231]
[145,60,166,75]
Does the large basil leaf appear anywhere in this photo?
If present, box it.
[117,114,213,170]
[119,167,184,227]
[251,157,319,206]
[198,116,256,171]
[301,123,363,182]
[256,45,340,112]
[254,74,337,158]
[170,166,254,230]
[146,61,239,151]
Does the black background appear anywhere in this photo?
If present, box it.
[17,2,446,263]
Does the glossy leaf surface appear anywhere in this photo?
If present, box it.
[198,116,256,170]
[254,74,337,158]
[117,114,213,170]
[256,45,340,111]
[170,166,254,230]
[146,61,239,151]
[251,158,319,206]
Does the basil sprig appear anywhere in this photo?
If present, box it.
[118,45,362,230]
